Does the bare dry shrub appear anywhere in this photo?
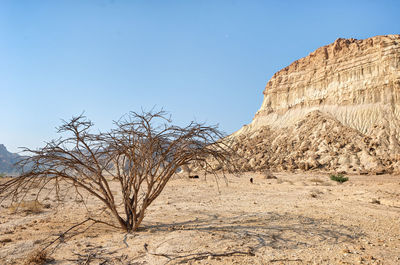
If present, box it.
[0,110,237,232]
[24,249,50,265]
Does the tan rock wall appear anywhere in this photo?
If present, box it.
[232,35,400,173]
[240,35,400,136]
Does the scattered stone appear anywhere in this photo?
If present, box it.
[342,248,351,254]
[370,198,381,204]
[356,256,364,263]
[366,255,375,260]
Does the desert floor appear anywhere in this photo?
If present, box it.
[1,172,400,264]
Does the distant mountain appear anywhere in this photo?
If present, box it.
[0,144,24,174]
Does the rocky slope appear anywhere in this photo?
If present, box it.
[232,35,400,174]
[0,144,22,174]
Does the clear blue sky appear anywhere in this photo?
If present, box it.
[1,0,399,153]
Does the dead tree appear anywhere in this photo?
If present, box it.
[0,110,236,232]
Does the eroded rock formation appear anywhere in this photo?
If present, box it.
[232,35,400,174]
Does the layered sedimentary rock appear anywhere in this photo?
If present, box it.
[232,35,400,174]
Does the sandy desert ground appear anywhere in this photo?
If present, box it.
[1,172,400,264]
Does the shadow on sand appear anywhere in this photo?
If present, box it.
[141,211,364,264]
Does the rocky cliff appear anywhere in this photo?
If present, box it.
[232,35,400,174]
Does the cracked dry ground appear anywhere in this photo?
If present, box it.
[1,173,400,264]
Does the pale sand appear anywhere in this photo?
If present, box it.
[1,172,400,264]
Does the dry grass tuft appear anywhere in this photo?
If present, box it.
[24,249,50,265]
[309,188,324,198]
[263,170,277,179]
[310,177,324,184]
[9,200,44,214]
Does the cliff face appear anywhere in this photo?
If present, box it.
[233,35,400,174]
[242,35,400,134]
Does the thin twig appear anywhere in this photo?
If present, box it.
[148,249,255,264]
[42,218,94,252]
[270,258,303,263]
